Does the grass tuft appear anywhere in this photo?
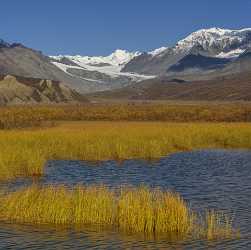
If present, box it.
[0,185,238,240]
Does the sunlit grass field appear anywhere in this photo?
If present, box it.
[1,102,251,129]
[0,109,246,240]
[0,121,251,180]
[0,185,236,240]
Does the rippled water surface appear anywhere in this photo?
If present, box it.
[1,150,251,249]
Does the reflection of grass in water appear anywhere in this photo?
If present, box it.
[1,121,251,180]
[0,185,238,240]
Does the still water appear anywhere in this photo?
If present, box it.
[1,150,251,249]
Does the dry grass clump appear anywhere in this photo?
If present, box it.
[0,185,237,240]
[0,122,251,180]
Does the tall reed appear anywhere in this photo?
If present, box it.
[0,185,237,240]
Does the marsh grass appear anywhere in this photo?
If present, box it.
[1,103,251,129]
[1,122,251,180]
[0,185,237,240]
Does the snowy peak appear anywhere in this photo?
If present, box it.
[52,49,141,67]
[149,47,168,57]
[107,49,141,65]
[176,27,251,54]
[122,27,251,75]
[50,49,153,90]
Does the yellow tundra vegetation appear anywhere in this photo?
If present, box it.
[0,103,251,129]
[0,185,236,240]
[1,122,251,180]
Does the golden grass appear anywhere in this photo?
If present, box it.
[117,187,193,234]
[1,102,251,129]
[1,121,251,180]
[0,185,237,240]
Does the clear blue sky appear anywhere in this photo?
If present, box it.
[1,0,251,56]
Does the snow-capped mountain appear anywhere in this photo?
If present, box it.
[175,27,251,56]
[50,27,251,91]
[50,49,153,92]
[52,49,141,67]
[150,27,251,58]
[122,27,251,75]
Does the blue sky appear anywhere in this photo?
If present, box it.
[1,0,251,55]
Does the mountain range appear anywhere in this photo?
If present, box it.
[42,27,251,91]
[1,27,251,103]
